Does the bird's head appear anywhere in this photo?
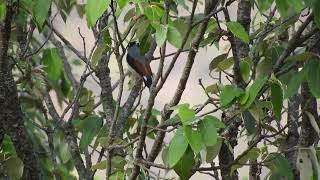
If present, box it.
[128,41,139,48]
[127,41,141,57]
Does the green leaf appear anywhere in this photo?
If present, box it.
[241,76,267,110]
[110,171,125,180]
[58,139,72,163]
[86,0,111,27]
[305,111,320,135]
[264,153,294,179]
[205,83,220,94]
[240,60,251,81]
[290,0,304,12]
[111,156,126,170]
[206,19,218,33]
[271,46,285,65]
[91,44,105,66]
[3,157,24,179]
[206,138,223,163]
[116,0,128,9]
[209,53,228,71]
[256,57,272,77]
[139,25,154,54]
[167,127,189,167]
[220,85,244,107]
[239,90,250,105]
[231,147,260,173]
[42,48,63,81]
[91,160,107,170]
[246,147,260,161]
[257,0,273,12]
[242,110,257,134]
[275,0,289,17]
[199,117,218,146]
[162,147,170,167]
[79,88,92,107]
[170,103,188,111]
[172,18,196,47]
[79,116,103,153]
[226,21,250,44]
[144,6,156,21]
[286,52,315,63]
[184,126,203,153]
[53,130,72,164]
[98,137,109,147]
[305,0,320,27]
[167,24,182,48]
[155,24,168,46]
[307,59,320,98]
[60,73,71,97]
[33,0,52,31]
[216,57,234,72]
[0,2,6,21]
[173,147,195,180]
[1,135,16,157]
[163,114,180,127]
[144,5,164,23]
[124,8,135,22]
[91,29,113,66]
[203,115,225,129]
[285,69,306,98]
[178,104,195,125]
[134,18,151,39]
[271,81,283,120]
[248,147,260,161]
[102,30,112,51]
[76,4,86,18]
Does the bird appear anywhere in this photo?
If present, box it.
[126,42,153,89]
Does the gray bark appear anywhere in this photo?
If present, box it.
[0,4,41,179]
[285,94,300,179]
[219,0,251,179]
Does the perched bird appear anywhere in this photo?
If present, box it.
[126,42,153,89]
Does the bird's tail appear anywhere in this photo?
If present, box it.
[143,75,153,89]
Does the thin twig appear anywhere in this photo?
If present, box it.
[25,13,58,58]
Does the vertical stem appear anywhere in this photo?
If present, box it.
[285,93,300,179]
[219,0,251,179]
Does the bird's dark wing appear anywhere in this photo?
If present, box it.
[127,54,153,89]
[127,54,152,77]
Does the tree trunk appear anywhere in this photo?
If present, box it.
[298,26,320,148]
[219,0,251,179]
[284,94,300,179]
[0,4,41,179]
[299,82,317,146]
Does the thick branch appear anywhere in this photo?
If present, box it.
[298,26,320,148]
[0,4,41,179]
[96,53,115,123]
[273,14,313,72]
[285,93,300,178]
[116,79,142,137]
[44,93,90,179]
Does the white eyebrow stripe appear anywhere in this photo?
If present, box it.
[143,76,147,81]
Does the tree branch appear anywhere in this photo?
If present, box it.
[135,0,219,176]
[273,13,314,73]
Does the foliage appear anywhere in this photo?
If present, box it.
[0,0,320,179]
